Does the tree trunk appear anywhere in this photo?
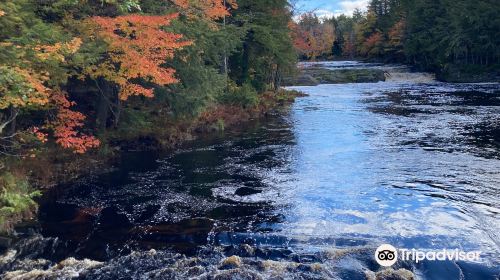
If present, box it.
[95,78,111,131]
[9,106,16,136]
[0,107,18,135]
[240,40,250,85]
[113,91,121,128]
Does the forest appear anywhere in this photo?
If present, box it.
[0,0,297,231]
[291,0,500,81]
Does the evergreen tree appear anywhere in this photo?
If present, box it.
[229,0,296,91]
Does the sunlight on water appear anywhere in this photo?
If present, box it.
[286,79,500,264]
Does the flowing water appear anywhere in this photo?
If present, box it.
[1,61,500,279]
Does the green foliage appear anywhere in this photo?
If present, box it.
[402,0,500,70]
[0,67,35,110]
[230,0,297,91]
[0,172,40,233]
[217,82,258,108]
[161,17,245,117]
[115,107,154,136]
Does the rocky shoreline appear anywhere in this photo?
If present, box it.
[285,66,387,86]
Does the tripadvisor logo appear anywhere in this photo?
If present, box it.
[375,244,398,267]
[375,244,482,267]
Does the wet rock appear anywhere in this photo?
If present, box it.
[186,265,205,277]
[0,249,17,265]
[213,269,263,280]
[176,256,201,268]
[291,253,322,263]
[285,67,386,86]
[226,244,256,257]
[3,257,103,280]
[365,268,415,280]
[258,260,297,273]
[255,248,293,260]
[220,255,242,269]
[147,249,157,256]
[239,244,256,257]
[290,74,320,86]
[296,263,322,273]
[437,64,500,83]
[0,236,13,250]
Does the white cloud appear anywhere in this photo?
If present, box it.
[294,0,370,21]
[315,9,336,19]
[338,0,369,15]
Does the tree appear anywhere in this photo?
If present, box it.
[230,0,296,91]
[171,0,237,19]
[292,13,335,60]
[0,1,99,154]
[87,14,192,101]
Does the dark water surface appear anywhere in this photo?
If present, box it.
[2,62,500,279]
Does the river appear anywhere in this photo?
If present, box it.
[1,61,499,279]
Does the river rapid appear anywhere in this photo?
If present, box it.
[1,61,499,279]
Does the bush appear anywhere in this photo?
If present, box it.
[217,82,259,108]
[0,172,40,233]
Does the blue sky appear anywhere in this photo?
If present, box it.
[294,0,369,18]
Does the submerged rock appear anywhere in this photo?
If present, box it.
[365,268,416,280]
[213,269,263,280]
[220,255,242,269]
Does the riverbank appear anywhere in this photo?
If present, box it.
[0,89,305,236]
[437,64,500,83]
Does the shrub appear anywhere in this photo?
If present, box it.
[217,82,259,108]
[0,172,40,233]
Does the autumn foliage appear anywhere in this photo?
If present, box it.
[0,32,99,153]
[171,0,237,19]
[0,67,50,110]
[34,38,83,62]
[88,14,192,100]
[48,90,100,154]
[291,14,335,60]
[361,32,383,56]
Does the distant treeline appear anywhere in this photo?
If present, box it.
[291,0,500,76]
